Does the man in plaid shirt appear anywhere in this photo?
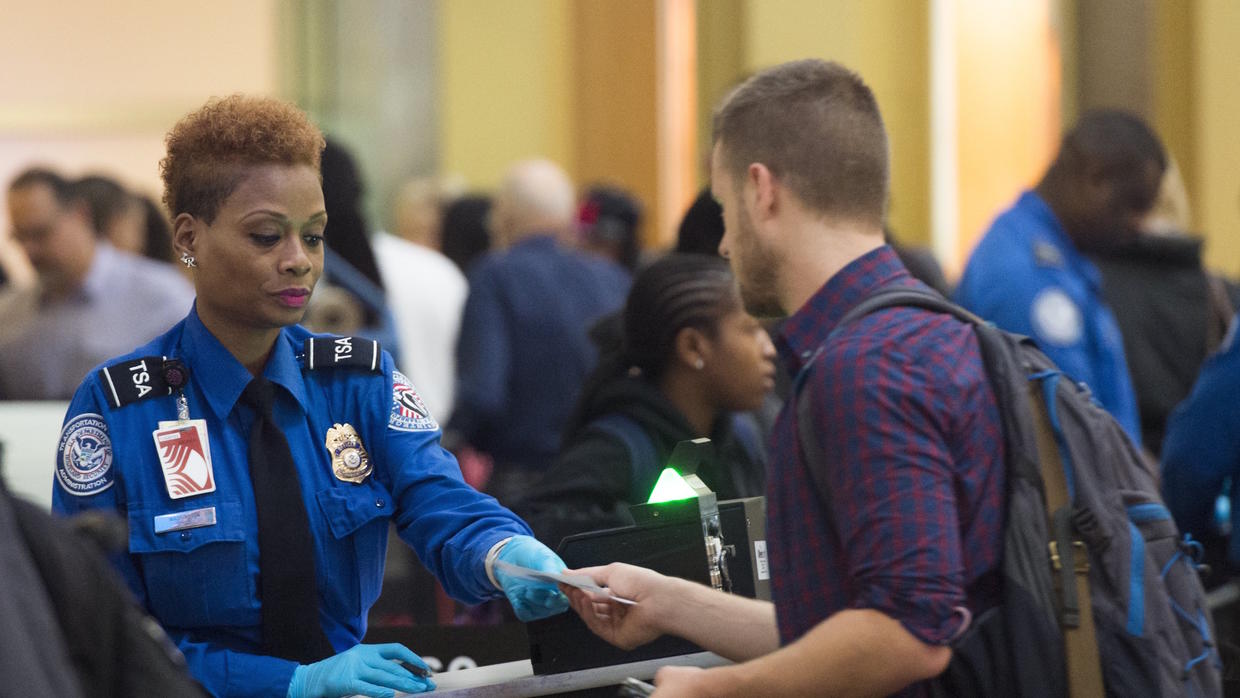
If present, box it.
[563,59,1005,697]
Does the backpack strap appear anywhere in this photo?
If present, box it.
[586,414,663,504]
[1028,373,1104,698]
[831,287,985,339]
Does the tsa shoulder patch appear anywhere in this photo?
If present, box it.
[304,336,381,372]
[389,370,438,432]
[1032,239,1065,268]
[99,356,176,408]
[56,413,114,496]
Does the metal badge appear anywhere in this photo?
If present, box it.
[325,423,372,483]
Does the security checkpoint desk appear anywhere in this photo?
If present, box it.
[419,651,729,696]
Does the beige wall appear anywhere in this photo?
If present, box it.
[0,0,281,230]
[436,0,574,189]
[953,0,1061,270]
[1194,0,1240,277]
[742,0,932,247]
[1151,0,1196,210]
[437,0,698,249]
[1,1,1236,276]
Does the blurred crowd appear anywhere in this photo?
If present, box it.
[4,108,1239,639]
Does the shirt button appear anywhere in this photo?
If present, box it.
[375,498,385,509]
[180,531,192,542]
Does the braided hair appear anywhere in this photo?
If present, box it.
[623,253,738,381]
[563,253,740,440]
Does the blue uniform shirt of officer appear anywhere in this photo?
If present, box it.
[955,190,1142,445]
[52,307,532,697]
[1162,315,1240,566]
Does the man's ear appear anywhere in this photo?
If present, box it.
[747,162,778,222]
[172,213,198,258]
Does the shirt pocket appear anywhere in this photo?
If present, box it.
[128,496,252,629]
[316,482,394,616]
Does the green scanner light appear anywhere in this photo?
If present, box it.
[646,467,700,504]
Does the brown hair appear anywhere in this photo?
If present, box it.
[712,59,888,225]
[160,95,325,223]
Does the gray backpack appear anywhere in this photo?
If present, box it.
[798,287,1222,697]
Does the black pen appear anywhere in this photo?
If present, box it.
[400,661,432,679]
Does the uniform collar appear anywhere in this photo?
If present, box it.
[180,306,310,419]
[776,245,914,376]
[1018,190,1102,289]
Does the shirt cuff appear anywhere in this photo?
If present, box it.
[484,536,514,590]
[224,651,299,698]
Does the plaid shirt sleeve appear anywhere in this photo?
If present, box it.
[812,333,969,644]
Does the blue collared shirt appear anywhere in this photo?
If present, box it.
[451,235,630,468]
[955,191,1141,445]
[52,307,530,697]
[0,243,195,399]
[1162,313,1240,565]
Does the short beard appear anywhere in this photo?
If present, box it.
[735,226,784,318]
[740,281,784,319]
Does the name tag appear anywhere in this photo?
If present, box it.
[154,506,217,534]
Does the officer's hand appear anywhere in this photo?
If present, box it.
[493,535,571,621]
[286,643,434,698]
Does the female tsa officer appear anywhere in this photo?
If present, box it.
[51,95,569,698]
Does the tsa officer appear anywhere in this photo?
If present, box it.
[51,95,569,698]
[1162,314,1240,582]
[956,109,1167,446]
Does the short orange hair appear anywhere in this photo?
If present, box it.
[160,95,325,223]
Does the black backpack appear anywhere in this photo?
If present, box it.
[795,287,1222,697]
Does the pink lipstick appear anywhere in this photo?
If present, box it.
[277,288,310,308]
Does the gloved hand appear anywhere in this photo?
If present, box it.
[286,643,434,698]
[493,535,571,621]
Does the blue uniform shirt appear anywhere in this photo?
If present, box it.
[52,307,530,698]
[1162,315,1240,564]
[955,190,1141,445]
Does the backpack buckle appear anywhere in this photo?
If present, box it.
[1049,540,1089,573]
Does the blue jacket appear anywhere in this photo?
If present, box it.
[955,191,1141,444]
[51,308,530,697]
[1162,316,1240,564]
[451,235,630,467]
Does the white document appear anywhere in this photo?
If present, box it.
[493,560,637,605]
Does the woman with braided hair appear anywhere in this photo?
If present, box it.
[517,253,776,547]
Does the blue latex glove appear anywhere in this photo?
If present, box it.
[286,643,435,698]
[493,535,571,621]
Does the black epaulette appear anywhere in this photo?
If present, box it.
[303,336,382,372]
[99,357,191,408]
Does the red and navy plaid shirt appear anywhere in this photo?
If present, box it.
[768,246,1004,693]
